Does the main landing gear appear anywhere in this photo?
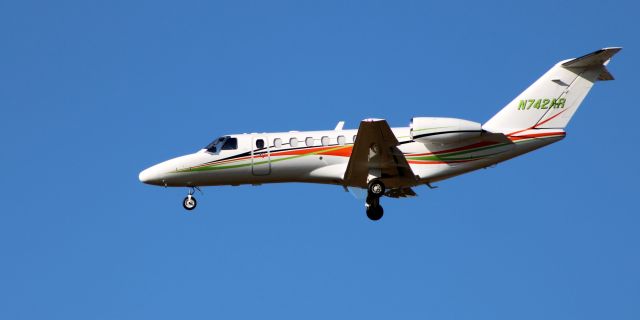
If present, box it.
[365,179,385,221]
[182,187,200,211]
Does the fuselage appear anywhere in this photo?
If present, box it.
[138,125,566,189]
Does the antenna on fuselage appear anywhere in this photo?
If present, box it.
[334,121,345,131]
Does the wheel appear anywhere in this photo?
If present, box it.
[366,194,379,207]
[366,205,384,221]
[368,179,385,197]
[183,195,197,210]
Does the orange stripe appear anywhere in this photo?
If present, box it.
[270,145,352,157]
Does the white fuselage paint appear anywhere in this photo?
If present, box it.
[138,126,563,189]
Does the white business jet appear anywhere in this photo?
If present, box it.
[140,47,620,220]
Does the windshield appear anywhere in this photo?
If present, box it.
[204,136,238,153]
[205,136,227,153]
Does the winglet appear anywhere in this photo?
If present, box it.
[334,121,345,131]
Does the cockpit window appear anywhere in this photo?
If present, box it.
[205,136,227,153]
[221,138,238,150]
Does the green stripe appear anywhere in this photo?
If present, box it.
[412,126,454,133]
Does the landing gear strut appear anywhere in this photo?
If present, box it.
[365,179,385,221]
[182,187,199,210]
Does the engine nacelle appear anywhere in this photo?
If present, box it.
[410,117,482,144]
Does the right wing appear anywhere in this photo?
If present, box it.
[343,119,418,190]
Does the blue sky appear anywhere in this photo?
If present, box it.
[1,0,639,319]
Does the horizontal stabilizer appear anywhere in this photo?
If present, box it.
[562,47,621,81]
[562,47,621,68]
[598,68,615,81]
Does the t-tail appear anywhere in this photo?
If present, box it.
[483,47,621,135]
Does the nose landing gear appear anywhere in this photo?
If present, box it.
[183,195,197,210]
[182,187,200,211]
[365,179,385,221]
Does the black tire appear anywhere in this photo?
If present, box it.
[366,194,379,207]
[368,179,385,197]
[366,205,384,221]
[183,196,197,210]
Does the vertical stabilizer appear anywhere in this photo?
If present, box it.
[482,47,621,134]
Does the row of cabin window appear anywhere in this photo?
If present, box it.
[256,135,356,149]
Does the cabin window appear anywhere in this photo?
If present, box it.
[353,135,357,143]
[290,137,298,147]
[305,137,314,147]
[321,136,330,146]
[221,137,238,150]
[273,138,282,148]
[337,135,345,146]
[256,139,265,149]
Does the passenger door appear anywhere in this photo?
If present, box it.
[251,136,271,175]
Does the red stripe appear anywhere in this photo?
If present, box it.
[509,132,566,141]
[270,145,352,157]
[507,108,570,136]
[408,159,474,164]
[407,141,500,157]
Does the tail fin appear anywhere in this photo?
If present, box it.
[483,47,621,134]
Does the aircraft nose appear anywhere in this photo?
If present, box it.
[139,154,195,186]
[139,165,163,185]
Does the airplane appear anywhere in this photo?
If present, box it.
[139,47,620,221]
